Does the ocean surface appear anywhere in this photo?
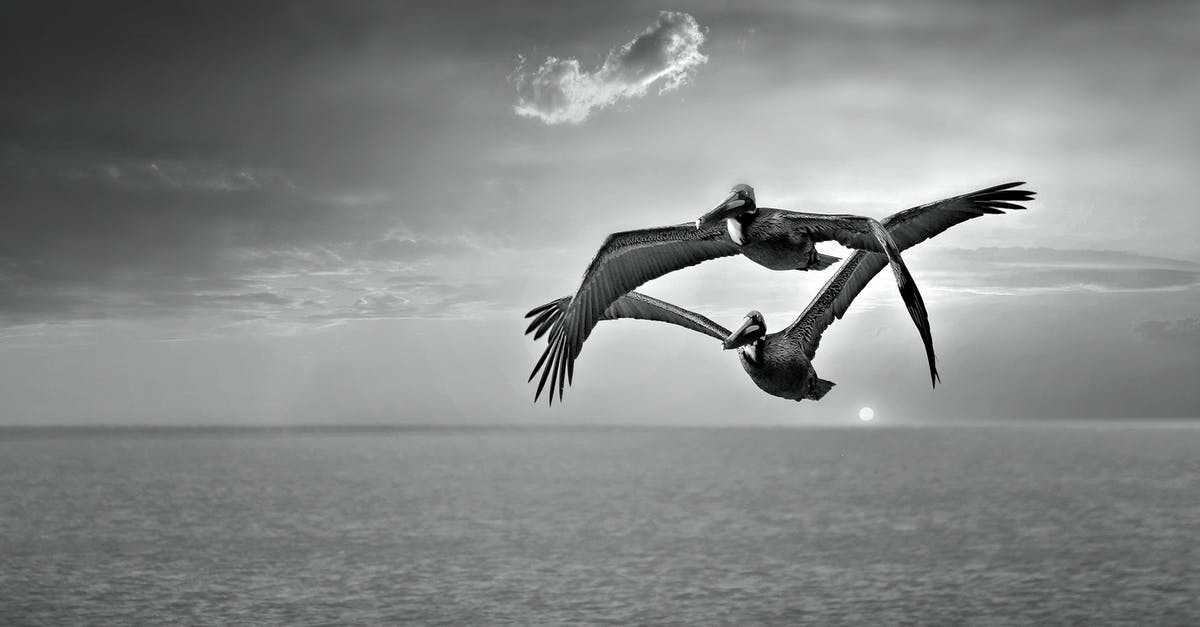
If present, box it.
[1,425,1197,625]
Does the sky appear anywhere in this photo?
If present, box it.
[1,0,1198,425]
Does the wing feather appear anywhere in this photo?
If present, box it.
[522,291,730,402]
[784,182,1036,361]
[779,211,937,385]
[528,223,739,403]
[524,291,730,347]
[779,211,896,252]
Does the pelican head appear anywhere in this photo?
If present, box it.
[723,310,766,350]
[696,184,757,230]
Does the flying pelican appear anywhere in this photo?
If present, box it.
[525,182,1035,402]
[528,183,938,404]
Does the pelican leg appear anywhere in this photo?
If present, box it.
[802,250,841,271]
[803,377,836,401]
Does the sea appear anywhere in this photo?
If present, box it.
[1,425,1197,625]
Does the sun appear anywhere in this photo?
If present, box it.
[858,406,875,422]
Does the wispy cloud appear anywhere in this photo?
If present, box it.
[511,11,707,124]
[99,160,291,193]
[310,278,508,324]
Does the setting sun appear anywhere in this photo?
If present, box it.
[858,407,875,422]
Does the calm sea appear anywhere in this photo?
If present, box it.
[1,425,1197,625]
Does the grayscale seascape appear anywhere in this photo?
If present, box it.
[3,2,1200,624]
[3,426,1197,625]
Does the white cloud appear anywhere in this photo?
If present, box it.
[511,11,707,124]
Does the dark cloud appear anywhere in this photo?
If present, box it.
[945,247,1200,270]
[0,177,373,312]
[1134,318,1200,350]
[923,247,1200,294]
[511,11,707,124]
[0,279,297,328]
[0,1,442,330]
[0,1,560,333]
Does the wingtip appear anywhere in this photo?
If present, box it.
[988,181,1025,192]
[893,259,939,392]
[968,182,1036,213]
[533,342,556,400]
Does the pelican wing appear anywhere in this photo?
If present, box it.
[529,223,739,403]
[778,211,901,254]
[870,181,1035,250]
[778,211,936,385]
[783,181,1035,362]
[525,292,730,344]
[524,292,730,402]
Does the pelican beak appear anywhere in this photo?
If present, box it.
[723,317,761,350]
[696,192,746,230]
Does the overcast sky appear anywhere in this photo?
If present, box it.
[1,0,1197,425]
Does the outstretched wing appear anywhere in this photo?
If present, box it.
[774,210,900,253]
[524,292,730,401]
[529,223,740,404]
[878,181,1035,250]
[783,181,1035,361]
[777,210,936,385]
[525,292,730,344]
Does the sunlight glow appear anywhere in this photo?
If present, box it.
[858,406,875,422]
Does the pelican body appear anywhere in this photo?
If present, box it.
[525,182,1036,403]
[724,311,832,401]
[724,212,833,271]
[698,184,839,271]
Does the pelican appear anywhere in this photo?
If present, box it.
[525,182,1035,402]
[528,183,939,404]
